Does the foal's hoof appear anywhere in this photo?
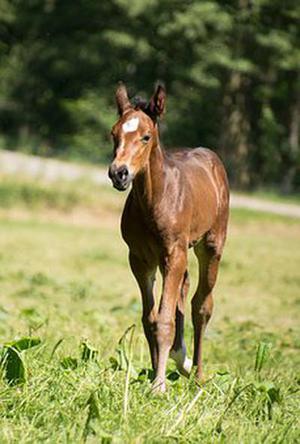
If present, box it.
[178,358,193,378]
[194,371,206,385]
[151,377,166,394]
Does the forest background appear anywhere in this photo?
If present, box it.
[0,0,299,191]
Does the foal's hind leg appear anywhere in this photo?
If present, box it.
[191,239,221,380]
[170,270,192,377]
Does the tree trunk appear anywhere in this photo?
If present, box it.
[219,71,251,188]
[282,88,300,193]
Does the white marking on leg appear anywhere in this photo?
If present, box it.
[170,348,192,377]
[122,117,139,133]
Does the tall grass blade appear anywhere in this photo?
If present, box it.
[215,381,253,433]
[254,342,270,373]
[49,338,64,360]
[83,392,100,441]
[122,324,136,419]
[81,341,98,362]
[166,388,204,435]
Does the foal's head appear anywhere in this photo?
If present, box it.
[108,83,166,191]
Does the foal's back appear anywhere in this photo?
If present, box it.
[162,147,229,243]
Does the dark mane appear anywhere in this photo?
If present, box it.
[133,82,165,119]
[133,96,148,112]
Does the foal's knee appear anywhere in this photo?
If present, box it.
[156,318,175,348]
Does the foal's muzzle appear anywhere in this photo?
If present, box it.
[108,164,132,191]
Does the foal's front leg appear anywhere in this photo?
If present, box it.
[153,245,187,393]
[129,252,158,370]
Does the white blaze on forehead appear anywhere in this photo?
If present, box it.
[122,117,139,133]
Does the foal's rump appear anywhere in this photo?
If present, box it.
[193,147,229,204]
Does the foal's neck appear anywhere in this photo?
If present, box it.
[133,133,165,213]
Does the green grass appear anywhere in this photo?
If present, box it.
[0,174,122,212]
[0,178,299,443]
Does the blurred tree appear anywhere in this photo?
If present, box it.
[0,0,299,191]
[251,0,300,192]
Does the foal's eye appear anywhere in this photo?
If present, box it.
[141,134,151,143]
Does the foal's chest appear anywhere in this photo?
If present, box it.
[120,194,163,264]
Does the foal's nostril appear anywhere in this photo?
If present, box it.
[109,164,130,190]
[117,166,129,181]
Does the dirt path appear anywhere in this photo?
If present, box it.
[1,149,299,218]
[230,194,300,218]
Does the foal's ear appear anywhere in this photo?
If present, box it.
[148,84,166,120]
[115,82,132,115]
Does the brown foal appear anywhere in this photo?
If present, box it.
[108,83,229,392]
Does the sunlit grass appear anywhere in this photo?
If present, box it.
[0,178,299,443]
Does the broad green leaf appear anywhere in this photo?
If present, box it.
[0,336,41,385]
[1,347,26,385]
[4,337,41,351]
[254,381,281,404]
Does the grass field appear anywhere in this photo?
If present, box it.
[0,176,299,443]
